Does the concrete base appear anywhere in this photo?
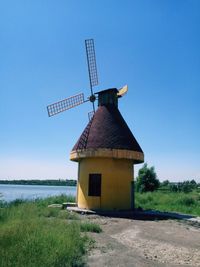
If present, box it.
[62,202,77,209]
[65,205,200,224]
[67,206,96,215]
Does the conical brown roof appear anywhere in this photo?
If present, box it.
[72,105,143,153]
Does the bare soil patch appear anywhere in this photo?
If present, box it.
[82,215,200,267]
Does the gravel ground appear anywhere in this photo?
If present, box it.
[82,214,200,267]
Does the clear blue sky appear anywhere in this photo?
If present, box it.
[0,0,199,181]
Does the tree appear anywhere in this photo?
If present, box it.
[169,183,178,192]
[136,163,160,193]
[161,180,170,187]
[169,180,197,193]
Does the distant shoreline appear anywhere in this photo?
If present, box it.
[0,179,77,187]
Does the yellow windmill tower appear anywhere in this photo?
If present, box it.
[47,39,144,211]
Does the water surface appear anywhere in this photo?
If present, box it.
[0,184,76,202]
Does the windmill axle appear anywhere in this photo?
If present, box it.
[89,94,96,103]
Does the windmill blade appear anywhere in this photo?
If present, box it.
[88,110,95,121]
[47,93,86,117]
[85,39,98,91]
[117,85,128,98]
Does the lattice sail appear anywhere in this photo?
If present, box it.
[47,93,85,117]
[85,39,98,88]
[88,111,95,121]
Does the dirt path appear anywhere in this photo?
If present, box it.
[83,215,200,267]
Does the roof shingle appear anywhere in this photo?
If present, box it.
[72,104,143,153]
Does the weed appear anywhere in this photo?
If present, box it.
[43,207,60,218]
[135,191,200,216]
[177,196,195,206]
[0,195,97,267]
[58,210,80,220]
[80,222,102,233]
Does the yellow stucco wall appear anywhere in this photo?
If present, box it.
[77,157,134,210]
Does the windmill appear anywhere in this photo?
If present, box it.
[47,39,128,120]
[47,39,144,211]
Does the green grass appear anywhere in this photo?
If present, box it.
[80,222,102,233]
[0,195,101,267]
[135,191,200,216]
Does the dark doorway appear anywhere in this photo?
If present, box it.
[88,174,101,196]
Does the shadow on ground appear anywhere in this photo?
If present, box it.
[94,209,195,221]
[66,205,195,221]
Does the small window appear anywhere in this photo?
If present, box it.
[88,174,101,196]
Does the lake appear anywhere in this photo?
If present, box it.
[0,184,77,202]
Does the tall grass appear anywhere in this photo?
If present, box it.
[135,191,200,216]
[0,195,100,267]
[80,222,102,233]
